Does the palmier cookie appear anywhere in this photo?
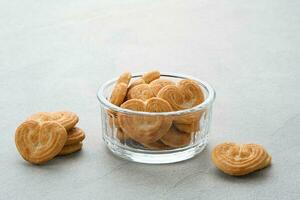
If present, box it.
[142,70,160,83]
[174,121,200,133]
[127,84,155,101]
[160,126,192,148]
[128,78,146,90]
[27,111,79,131]
[58,142,83,156]
[117,72,131,85]
[15,120,67,164]
[149,78,176,96]
[157,79,205,111]
[118,98,172,144]
[110,72,132,106]
[211,142,272,176]
[65,127,85,145]
[173,110,204,125]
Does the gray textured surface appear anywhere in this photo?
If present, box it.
[1,0,300,199]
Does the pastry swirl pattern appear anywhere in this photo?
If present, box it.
[118,98,172,144]
[211,142,272,176]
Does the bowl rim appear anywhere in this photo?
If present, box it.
[97,73,216,116]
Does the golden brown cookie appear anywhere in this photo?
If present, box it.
[110,72,132,106]
[127,84,155,101]
[174,121,200,133]
[110,83,128,106]
[65,127,85,145]
[173,110,204,125]
[160,126,192,148]
[128,78,146,90]
[58,142,83,156]
[141,140,170,150]
[27,111,79,131]
[211,142,272,176]
[117,72,131,85]
[142,70,160,83]
[157,79,205,111]
[149,78,176,96]
[15,120,67,164]
[118,98,172,144]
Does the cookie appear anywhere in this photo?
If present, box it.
[142,70,160,83]
[128,78,146,90]
[149,78,175,96]
[127,84,155,101]
[58,142,83,156]
[110,83,128,106]
[117,72,131,85]
[157,79,205,111]
[174,121,200,133]
[211,142,272,176]
[174,109,204,123]
[15,120,67,164]
[160,126,192,148]
[65,127,85,145]
[118,98,172,144]
[27,111,79,131]
[110,72,132,106]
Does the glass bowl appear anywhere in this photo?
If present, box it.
[97,73,216,164]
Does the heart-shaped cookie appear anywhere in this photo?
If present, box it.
[157,79,205,111]
[15,120,67,164]
[27,111,79,131]
[118,97,172,144]
[211,142,272,176]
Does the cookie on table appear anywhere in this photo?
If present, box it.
[15,120,67,164]
[27,111,79,131]
[65,127,85,145]
[211,142,272,176]
[58,142,83,156]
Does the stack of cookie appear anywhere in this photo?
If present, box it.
[15,111,85,164]
[107,70,205,150]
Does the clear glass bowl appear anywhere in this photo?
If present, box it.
[97,73,216,164]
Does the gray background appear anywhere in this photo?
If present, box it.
[1,0,299,199]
